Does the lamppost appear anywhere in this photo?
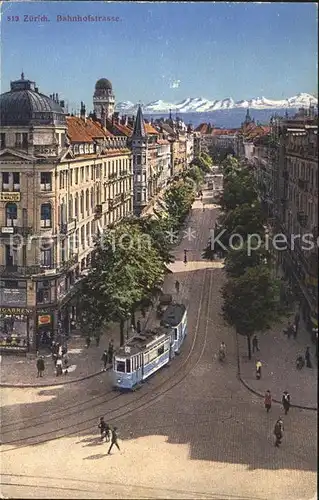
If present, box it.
[126,313,131,340]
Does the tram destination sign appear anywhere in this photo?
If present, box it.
[0,192,21,202]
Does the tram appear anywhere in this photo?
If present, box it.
[112,303,187,390]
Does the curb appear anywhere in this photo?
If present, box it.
[0,366,111,389]
[235,331,317,412]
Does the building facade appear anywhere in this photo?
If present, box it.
[0,75,133,352]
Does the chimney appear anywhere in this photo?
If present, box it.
[56,93,59,102]
[35,87,39,93]
[59,100,65,109]
[80,101,86,121]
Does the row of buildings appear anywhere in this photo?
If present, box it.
[195,107,318,337]
[0,75,198,352]
[240,107,318,338]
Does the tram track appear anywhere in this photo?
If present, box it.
[1,267,213,452]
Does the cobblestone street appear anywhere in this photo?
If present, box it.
[1,193,317,500]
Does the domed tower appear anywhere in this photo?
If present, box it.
[93,78,115,120]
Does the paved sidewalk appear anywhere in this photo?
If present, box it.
[0,309,154,387]
[237,316,317,410]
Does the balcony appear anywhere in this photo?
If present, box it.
[60,219,77,234]
[109,194,122,209]
[0,226,33,237]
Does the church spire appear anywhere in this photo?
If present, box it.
[133,104,146,138]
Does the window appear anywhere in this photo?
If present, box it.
[80,226,85,247]
[75,169,79,185]
[37,281,51,304]
[40,203,52,228]
[40,172,52,191]
[86,189,89,212]
[15,133,28,148]
[40,248,52,267]
[126,359,131,373]
[2,172,10,190]
[6,203,17,227]
[158,345,164,356]
[61,133,65,146]
[80,191,84,215]
[116,361,125,373]
[136,155,141,165]
[74,194,79,217]
[149,348,157,362]
[1,133,5,149]
[80,167,84,182]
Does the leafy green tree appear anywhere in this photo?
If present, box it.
[224,242,272,278]
[219,202,266,239]
[164,180,195,226]
[183,165,204,187]
[221,266,284,359]
[77,223,166,345]
[191,154,211,174]
[219,171,258,211]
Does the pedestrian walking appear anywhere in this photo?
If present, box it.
[282,390,291,415]
[252,334,260,353]
[107,426,120,454]
[108,340,114,364]
[175,280,180,294]
[56,357,63,376]
[136,319,141,334]
[101,350,108,371]
[255,360,262,380]
[183,249,188,264]
[305,346,312,368]
[98,417,107,441]
[292,323,297,339]
[264,390,272,412]
[36,356,45,377]
[274,417,284,447]
[86,336,91,348]
[95,335,100,347]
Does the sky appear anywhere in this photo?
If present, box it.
[1,1,318,111]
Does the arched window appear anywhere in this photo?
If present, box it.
[74,193,79,217]
[85,189,89,212]
[40,203,52,228]
[6,203,17,227]
[68,195,73,220]
[80,191,84,215]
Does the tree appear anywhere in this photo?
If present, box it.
[191,154,212,174]
[221,265,285,359]
[219,202,266,239]
[164,179,195,227]
[77,223,166,345]
[183,165,204,187]
[220,170,258,211]
[224,242,272,278]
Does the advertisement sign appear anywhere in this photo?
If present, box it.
[38,314,51,326]
[1,227,14,234]
[0,307,31,315]
[0,288,27,307]
[0,192,21,202]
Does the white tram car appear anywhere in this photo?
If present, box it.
[112,304,187,390]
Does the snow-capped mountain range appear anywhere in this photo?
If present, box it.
[115,93,317,114]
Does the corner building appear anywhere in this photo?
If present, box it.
[0,75,133,352]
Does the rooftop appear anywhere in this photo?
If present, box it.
[161,303,187,328]
[115,327,170,357]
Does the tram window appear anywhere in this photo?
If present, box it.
[149,349,157,362]
[158,345,164,356]
[144,352,149,364]
[126,359,131,373]
[174,328,178,340]
[164,340,170,350]
[116,361,125,373]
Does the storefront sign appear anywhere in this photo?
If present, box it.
[38,314,51,325]
[0,307,32,315]
[0,288,27,307]
[1,227,14,234]
[0,192,21,202]
[0,345,27,352]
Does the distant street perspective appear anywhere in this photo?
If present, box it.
[0,2,318,500]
